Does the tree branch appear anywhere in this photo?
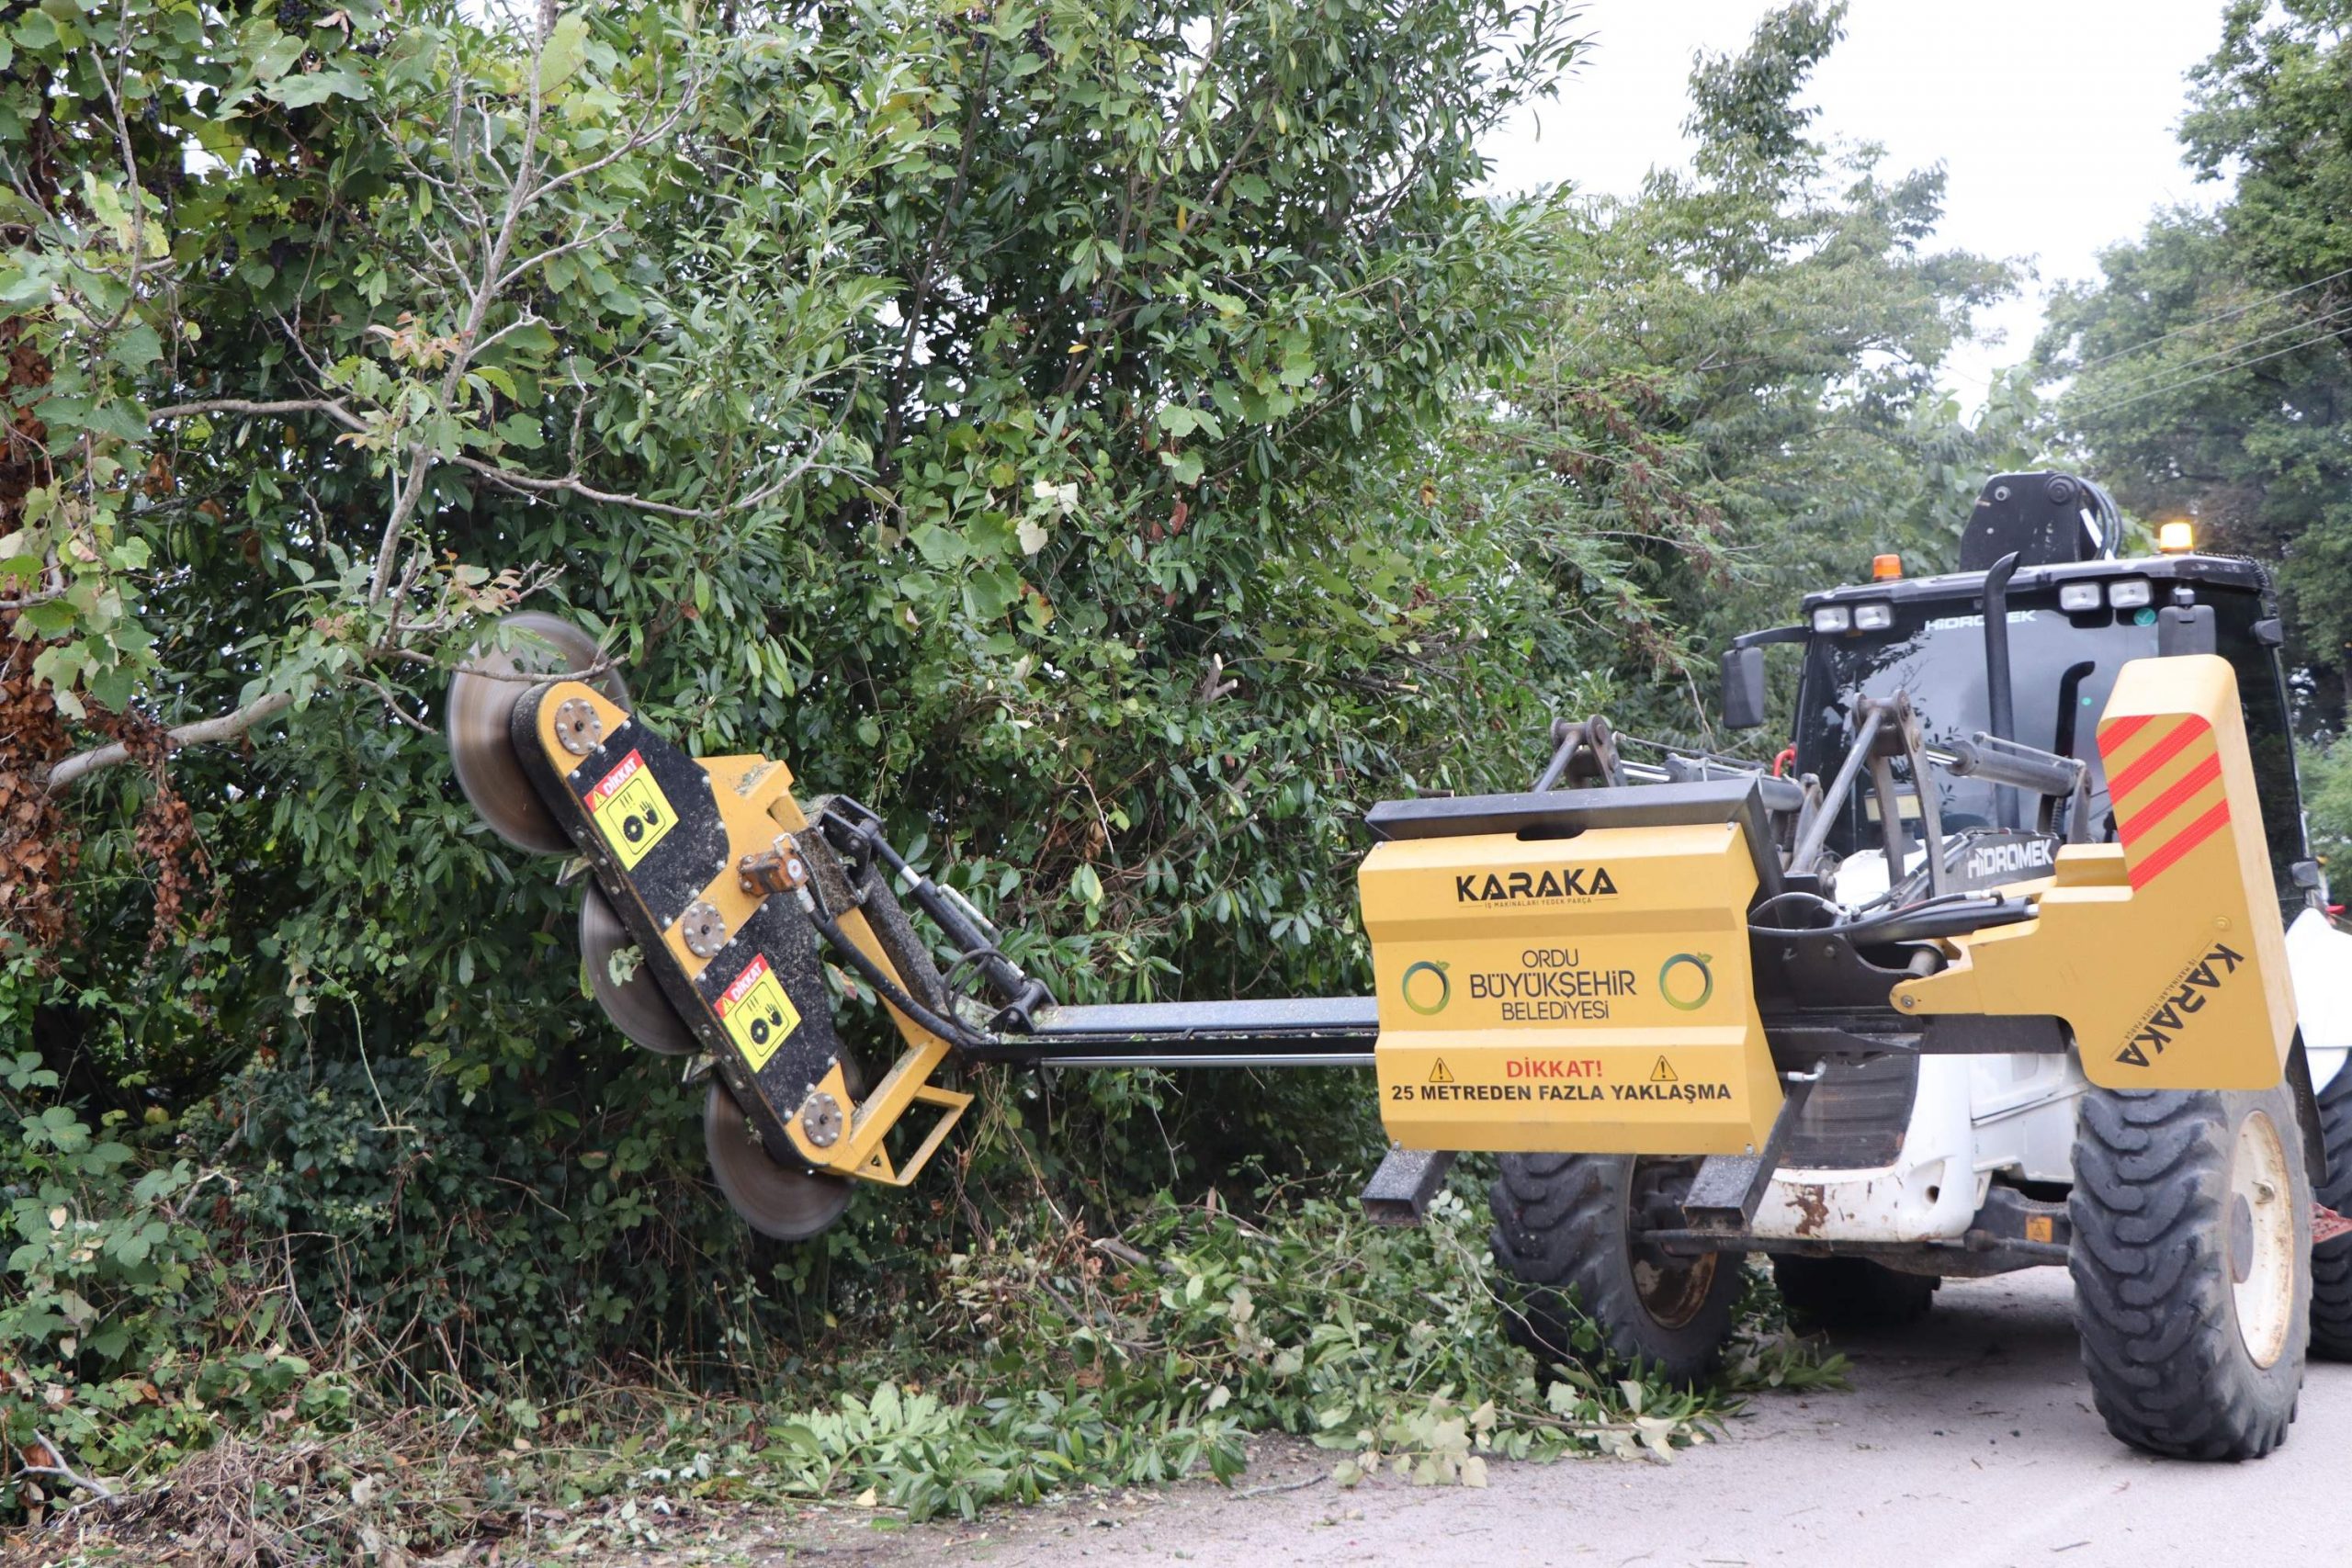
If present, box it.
[147,396,367,432]
[45,692,296,795]
[20,1431,113,1500]
[364,16,553,606]
[494,216,627,293]
[447,452,710,517]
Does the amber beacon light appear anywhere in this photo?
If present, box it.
[1871,553,1903,580]
[2157,520,2196,554]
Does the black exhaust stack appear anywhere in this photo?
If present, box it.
[1961,471,2113,830]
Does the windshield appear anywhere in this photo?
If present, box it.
[1796,596,2147,849]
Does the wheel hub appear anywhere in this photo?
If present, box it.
[1627,1156,1719,1330]
[2231,1109,2293,1369]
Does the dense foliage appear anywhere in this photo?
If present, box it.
[2,0,1996,1532]
[1453,2,2021,739]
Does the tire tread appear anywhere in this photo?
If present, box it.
[2070,1087,2307,1460]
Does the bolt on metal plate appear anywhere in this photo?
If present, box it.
[799,1090,843,1148]
[679,900,729,958]
[553,696,605,756]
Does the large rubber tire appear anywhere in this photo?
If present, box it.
[1770,1254,1939,1329]
[2071,1083,2312,1460]
[1488,1153,1742,1384]
[2309,1058,2352,1358]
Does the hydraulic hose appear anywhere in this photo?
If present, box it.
[799,891,996,1053]
[815,798,1055,1026]
[1748,892,2036,947]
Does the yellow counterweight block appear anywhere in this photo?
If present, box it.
[1895,654,2296,1090]
[1360,819,1782,1156]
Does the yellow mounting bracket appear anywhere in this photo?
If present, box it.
[1897,654,2295,1090]
[758,786,973,1186]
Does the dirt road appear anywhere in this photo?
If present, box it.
[616,1268,2349,1568]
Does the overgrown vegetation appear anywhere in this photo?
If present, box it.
[7,1036,1840,1557]
[2,0,2033,1551]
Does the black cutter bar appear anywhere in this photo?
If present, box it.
[976,996,1379,1068]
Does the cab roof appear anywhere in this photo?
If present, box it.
[1803,552,2272,613]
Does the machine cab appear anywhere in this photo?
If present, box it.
[1723,471,2315,919]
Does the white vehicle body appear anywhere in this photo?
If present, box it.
[1746,848,2352,1255]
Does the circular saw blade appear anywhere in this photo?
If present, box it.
[704,1081,852,1243]
[446,611,627,853]
[581,886,695,1055]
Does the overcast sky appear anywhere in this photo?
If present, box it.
[1479,0,2231,409]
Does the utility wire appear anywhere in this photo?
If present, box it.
[2084,299,2352,400]
[2067,265,2352,375]
[2068,320,2352,423]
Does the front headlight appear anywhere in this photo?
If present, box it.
[1852,603,1894,630]
[2058,582,2103,612]
[1811,605,1852,634]
[2107,579,2153,609]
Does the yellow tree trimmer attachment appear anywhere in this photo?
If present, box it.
[446,617,1377,1239]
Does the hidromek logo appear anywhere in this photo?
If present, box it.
[1453,866,1619,903]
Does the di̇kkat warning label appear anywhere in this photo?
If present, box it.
[1396,1050,1732,1106]
[717,953,801,1073]
[584,749,676,870]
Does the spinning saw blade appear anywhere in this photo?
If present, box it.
[580,886,696,1055]
[446,611,628,853]
[704,1080,852,1241]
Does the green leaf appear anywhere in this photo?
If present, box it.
[250,26,304,83]
[907,523,962,569]
[265,67,370,108]
[108,321,164,372]
[492,321,559,358]
[469,365,519,401]
[539,12,589,94]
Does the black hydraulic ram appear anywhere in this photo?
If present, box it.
[979,996,1379,1069]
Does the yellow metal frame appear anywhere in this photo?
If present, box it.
[534,683,970,1185]
[1896,654,2295,1090]
[534,651,2296,1183]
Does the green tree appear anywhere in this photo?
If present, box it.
[0,0,1963,1507]
[1,0,1589,1401]
[2038,1,2352,721]
[1438,1,2018,750]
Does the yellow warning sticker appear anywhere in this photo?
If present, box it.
[583,749,675,870]
[1428,1058,1455,1085]
[1649,1055,1679,1083]
[715,953,801,1073]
